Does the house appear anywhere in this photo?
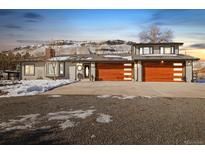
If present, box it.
[20,42,200,82]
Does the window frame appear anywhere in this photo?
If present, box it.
[46,62,58,76]
[160,46,175,54]
[59,62,65,76]
[140,47,153,55]
[24,64,35,76]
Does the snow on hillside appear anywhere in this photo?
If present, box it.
[0,80,73,97]
[1,40,133,56]
[194,61,205,71]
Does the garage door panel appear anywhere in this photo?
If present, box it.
[96,63,133,81]
[142,61,184,82]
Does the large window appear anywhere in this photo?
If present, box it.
[24,64,35,76]
[160,47,174,54]
[59,62,65,76]
[140,47,153,54]
[47,63,57,76]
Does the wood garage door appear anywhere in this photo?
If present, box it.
[142,61,184,82]
[96,63,133,81]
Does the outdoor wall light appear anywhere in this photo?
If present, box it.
[77,65,82,71]
[187,61,192,65]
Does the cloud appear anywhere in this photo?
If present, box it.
[3,24,22,29]
[190,43,205,49]
[149,10,205,26]
[0,10,15,16]
[25,19,40,23]
[23,12,44,22]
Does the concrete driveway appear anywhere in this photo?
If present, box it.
[44,81,205,98]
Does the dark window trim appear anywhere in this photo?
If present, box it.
[24,64,35,76]
[160,46,175,54]
[140,47,153,55]
[46,62,58,76]
[59,62,65,76]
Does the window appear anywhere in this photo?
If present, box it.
[59,62,65,76]
[160,47,174,54]
[139,47,153,54]
[140,48,143,55]
[47,63,57,75]
[143,47,150,54]
[164,47,171,54]
[24,64,35,76]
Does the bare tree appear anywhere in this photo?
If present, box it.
[138,25,173,43]
[48,41,59,80]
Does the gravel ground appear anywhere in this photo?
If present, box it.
[0,95,205,145]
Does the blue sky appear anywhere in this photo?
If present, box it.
[0,9,205,58]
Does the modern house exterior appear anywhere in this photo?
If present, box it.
[20,42,200,82]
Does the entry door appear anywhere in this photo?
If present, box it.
[84,65,90,78]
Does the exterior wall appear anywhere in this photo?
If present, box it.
[185,60,193,82]
[66,62,76,81]
[137,61,142,82]
[45,62,60,78]
[21,62,49,80]
[90,62,96,80]
[76,63,83,80]
[22,61,78,80]
[153,45,160,54]
[132,44,180,55]
[133,62,137,81]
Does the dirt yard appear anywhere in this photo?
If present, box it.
[0,95,205,144]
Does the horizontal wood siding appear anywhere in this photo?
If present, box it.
[96,63,133,81]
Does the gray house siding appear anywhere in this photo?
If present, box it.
[185,60,193,82]
[67,62,76,81]
[90,62,96,80]
[22,62,48,80]
[21,61,77,80]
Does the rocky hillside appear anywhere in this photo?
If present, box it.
[1,40,134,57]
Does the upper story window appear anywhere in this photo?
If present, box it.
[160,47,175,54]
[24,64,35,76]
[140,47,153,55]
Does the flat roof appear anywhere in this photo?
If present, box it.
[132,42,184,46]
[133,54,199,61]
[20,53,199,63]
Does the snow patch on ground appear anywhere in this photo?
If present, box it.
[96,113,112,123]
[60,120,76,129]
[142,96,154,99]
[0,109,98,131]
[0,114,40,131]
[48,95,62,98]
[0,80,73,97]
[48,109,95,130]
[97,95,112,98]
[97,95,136,100]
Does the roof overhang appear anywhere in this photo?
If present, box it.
[132,42,184,46]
